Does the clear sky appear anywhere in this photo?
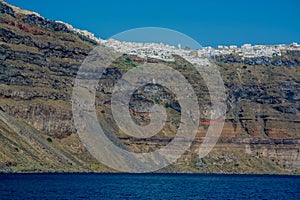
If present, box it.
[5,0,300,47]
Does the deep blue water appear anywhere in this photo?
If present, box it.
[0,173,299,199]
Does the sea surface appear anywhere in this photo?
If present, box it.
[0,173,299,199]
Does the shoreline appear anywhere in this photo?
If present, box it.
[1,171,300,176]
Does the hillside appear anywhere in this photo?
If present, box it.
[0,1,299,173]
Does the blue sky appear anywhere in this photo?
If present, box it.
[5,0,300,47]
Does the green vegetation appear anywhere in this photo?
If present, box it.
[154,98,162,105]
[200,158,206,165]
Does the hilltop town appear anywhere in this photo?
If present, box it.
[4,0,297,65]
[64,24,300,65]
[100,39,300,65]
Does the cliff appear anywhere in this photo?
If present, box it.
[0,1,299,173]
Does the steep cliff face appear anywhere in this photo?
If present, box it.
[0,1,113,172]
[0,109,111,172]
[0,1,299,173]
[0,1,94,137]
[218,61,300,139]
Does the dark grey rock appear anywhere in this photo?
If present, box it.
[0,2,14,17]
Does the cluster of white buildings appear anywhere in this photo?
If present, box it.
[212,44,283,58]
[100,39,213,66]
[53,18,300,65]
[100,39,176,61]
[58,21,300,65]
[100,39,300,65]
[200,43,300,58]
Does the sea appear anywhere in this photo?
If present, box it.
[0,173,299,199]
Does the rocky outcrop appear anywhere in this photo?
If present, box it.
[23,14,69,32]
[0,1,14,17]
[3,102,75,137]
[216,51,300,66]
